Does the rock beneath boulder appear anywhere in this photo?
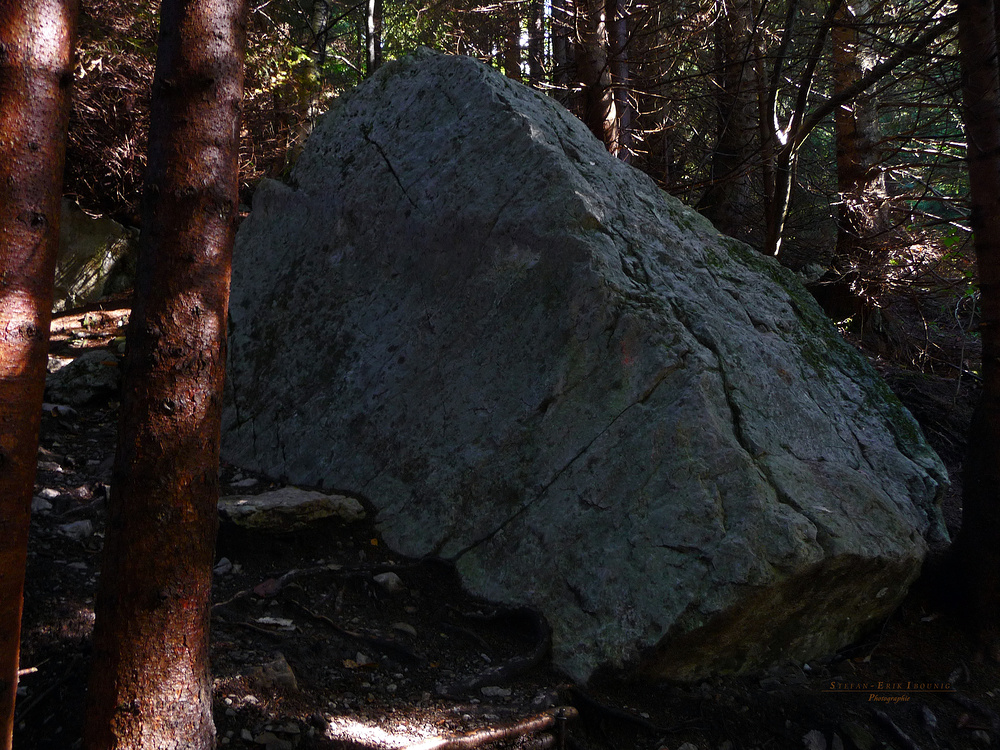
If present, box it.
[55,199,137,311]
[44,349,120,405]
[222,50,948,682]
[218,487,366,532]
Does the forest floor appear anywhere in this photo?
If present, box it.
[12,293,1000,750]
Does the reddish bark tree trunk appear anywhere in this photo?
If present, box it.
[0,2,78,747]
[502,4,522,82]
[954,0,1000,649]
[83,1,248,748]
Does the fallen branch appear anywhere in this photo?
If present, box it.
[406,707,577,750]
[212,615,294,640]
[13,655,81,722]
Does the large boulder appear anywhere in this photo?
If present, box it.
[55,199,137,312]
[222,50,948,683]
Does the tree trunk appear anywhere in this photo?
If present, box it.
[83,1,248,748]
[551,0,576,104]
[527,0,546,84]
[312,0,328,65]
[954,0,1000,648]
[698,0,759,243]
[764,1,955,257]
[0,3,78,747]
[825,0,889,317]
[607,0,631,160]
[366,0,383,77]
[502,3,522,81]
[577,0,618,150]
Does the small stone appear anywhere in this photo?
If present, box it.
[68,562,87,571]
[253,578,281,598]
[838,722,876,750]
[41,403,78,419]
[373,572,405,594]
[308,713,328,730]
[214,557,234,576]
[241,729,254,741]
[58,520,94,541]
[38,461,63,473]
[392,622,418,637]
[39,487,60,499]
[68,484,92,499]
[225,708,237,717]
[231,477,259,488]
[921,705,938,731]
[480,686,512,698]
[677,744,699,750]
[253,652,297,691]
[531,691,558,709]
[802,729,826,750]
[31,496,53,513]
[253,731,278,745]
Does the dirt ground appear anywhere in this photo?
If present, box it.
[12,301,1000,750]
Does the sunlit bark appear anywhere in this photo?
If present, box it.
[0,2,77,747]
[366,0,383,76]
[577,0,618,150]
[608,0,632,160]
[83,0,248,747]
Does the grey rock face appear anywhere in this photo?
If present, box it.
[55,199,137,311]
[223,50,947,682]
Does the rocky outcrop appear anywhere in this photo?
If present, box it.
[222,50,948,683]
[54,199,137,311]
